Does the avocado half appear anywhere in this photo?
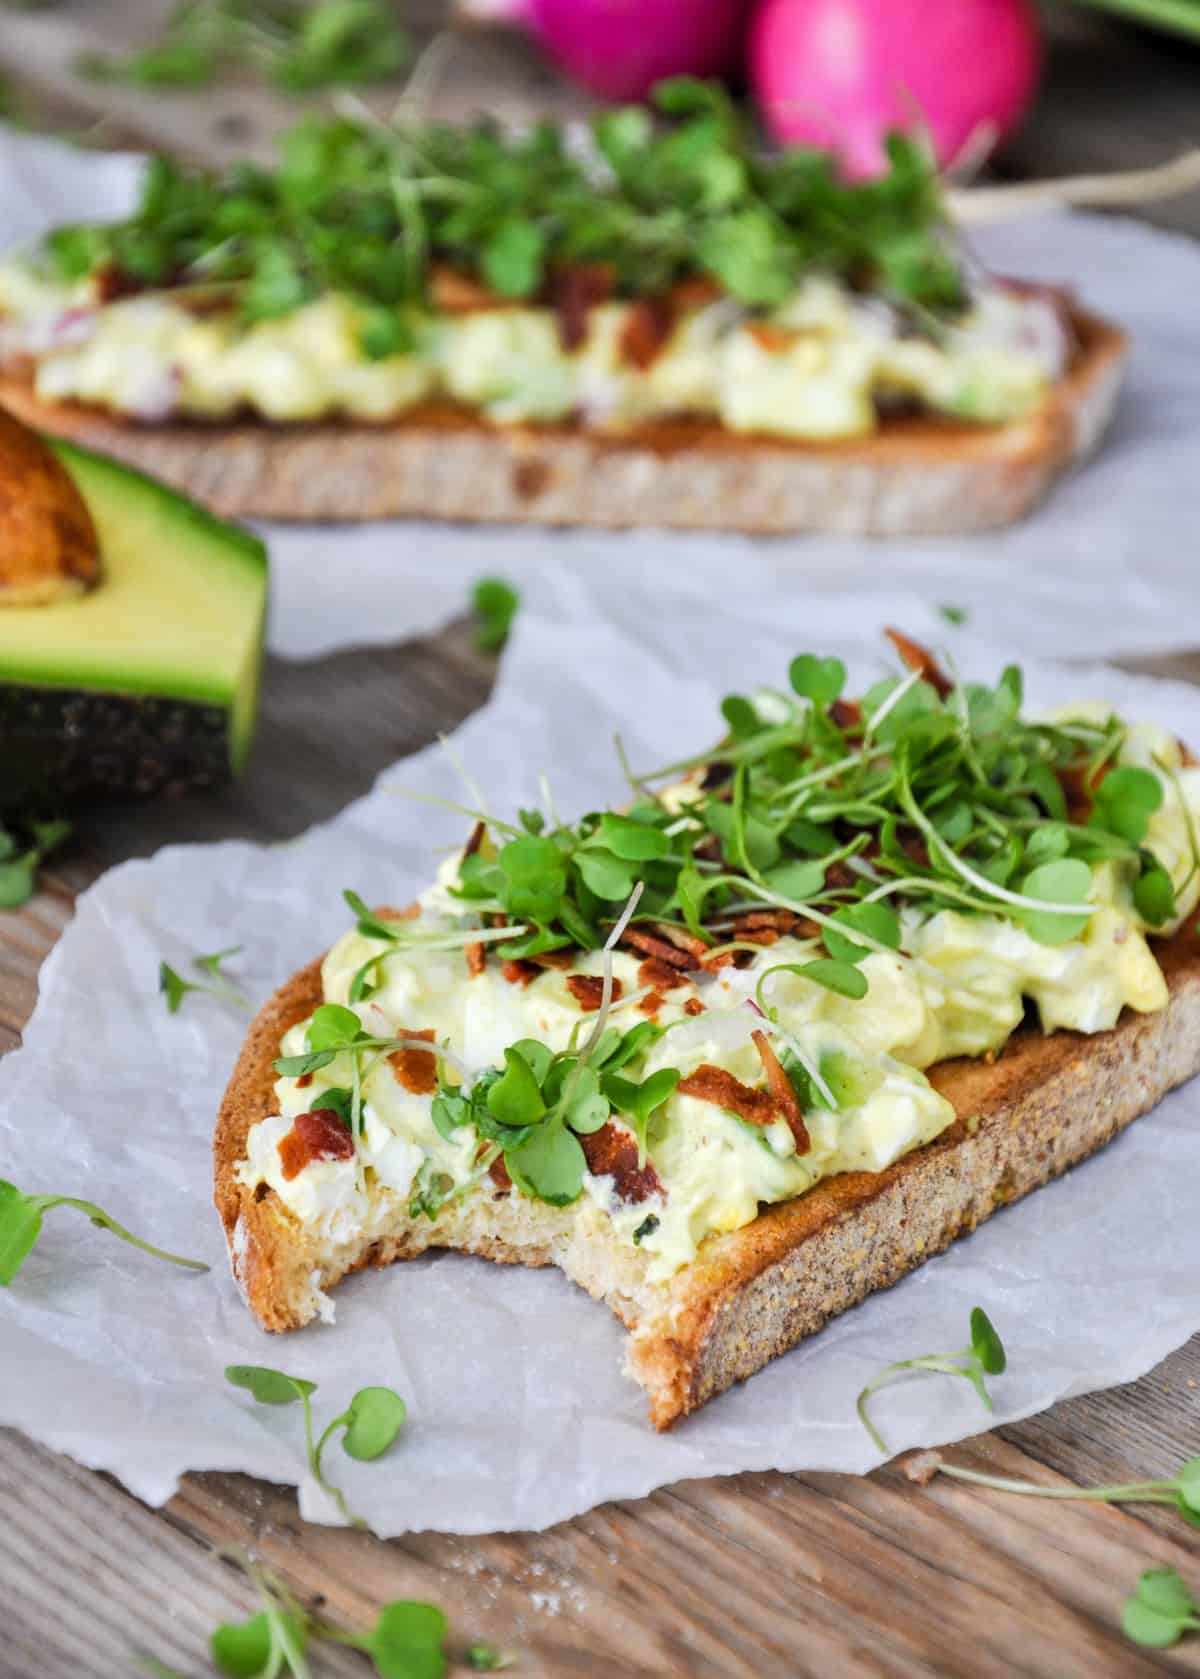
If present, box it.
[0,432,267,811]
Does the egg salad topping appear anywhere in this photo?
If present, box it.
[237,634,1199,1283]
[0,84,1070,435]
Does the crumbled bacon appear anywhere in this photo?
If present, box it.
[638,958,688,994]
[93,262,144,304]
[620,927,697,970]
[463,819,486,859]
[295,1071,314,1089]
[737,928,780,947]
[830,698,862,730]
[825,860,855,890]
[376,903,420,922]
[884,626,953,700]
[684,998,706,1017]
[488,1152,513,1193]
[751,1030,811,1154]
[429,263,506,313]
[581,1122,663,1204]
[700,949,739,972]
[501,959,539,987]
[652,923,708,961]
[746,322,796,354]
[677,1065,777,1126]
[278,1109,355,1180]
[528,948,574,970]
[667,274,724,314]
[465,941,486,978]
[731,909,799,935]
[638,993,664,1018]
[389,1028,438,1095]
[619,297,674,369]
[548,261,617,351]
[566,973,623,1011]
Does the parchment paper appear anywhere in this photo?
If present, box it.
[3,128,1200,663]
[1,575,1199,1536]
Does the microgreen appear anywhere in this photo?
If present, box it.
[160,947,247,1014]
[911,1449,1200,1531]
[856,1307,1006,1454]
[1122,1568,1200,1648]
[43,80,962,329]
[80,0,410,95]
[0,816,71,910]
[466,1644,515,1671]
[938,605,969,626]
[0,1179,209,1286]
[471,577,520,655]
[225,1365,406,1528]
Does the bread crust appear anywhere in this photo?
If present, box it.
[4,308,1126,534]
[215,918,1200,1428]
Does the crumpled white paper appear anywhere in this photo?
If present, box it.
[1,575,1199,1536]
[3,128,1200,662]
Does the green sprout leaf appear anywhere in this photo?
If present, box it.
[225,1365,318,1406]
[1122,1568,1200,1648]
[788,654,846,707]
[505,1119,586,1207]
[367,1600,448,1679]
[1017,859,1092,946]
[1090,766,1163,846]
[339,1386,408,1461]
[211,1612,281,1678]
[487,1046,547,1129]
[159,946,247,1014]
[0,1180,208,1286]
[465,1643,514,1671]
[856,1305,1007,1455]
[823,902,901,964]
[471,577,520,654]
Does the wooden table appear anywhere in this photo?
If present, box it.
[3,5,1200,1676]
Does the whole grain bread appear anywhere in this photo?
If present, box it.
[4,309,1125,534]
[214,918,1200,1430]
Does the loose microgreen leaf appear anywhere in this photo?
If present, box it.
[505,1120,586,1207]
[599,812,672,861]
[856,1306,1007,1454]
[274,1048,337,1079]
[938,604,968,626]
[1134,859,1176,927]
[367,1600,448,1679]
[1122,1569,1200,1648]
[465,1643,514,1671]
[306,1002,363,1052]
[343,888,407,943]
[792,959,869,1001]
[604,1067,680,1165]
[471,577,521,654]
[211,1612,281,1678]
[225,1365,318,1406]
[0,1180,209,1285]
[339,1386,408,1461]
[195,944,243,980]
[159,961,199,1014]
[1017,859,1092,946]
[487,1047,547,1129]
[160,946,248,1014]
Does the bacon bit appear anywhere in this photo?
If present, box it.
[528,948,574,970]
[296,1071,314,1090]
[389,1028,438,1095]
[751,1029,811,1154]
[581,1122,663,1204]
[732,909,798,935]
[620,927,696,970]
[489,912,509,929]
[1058,761,1106,822]
[830,697,862,730]
[566,973,623,1012]
[700,949,739,972]
[667,274,724,314]
[825,860,855,891]
[465,941,486,978]
[502,959,539,987]
[548,261,617,351]
[746,321,796,354]
[677,1065,777,1126]
[701,762,733,791]
[488,1152,513,1193]
[278,1109,355,1180]
[462,819,486,859]
[638,957,689,994]
[619,297,674,370]
[884,626,953,700]
[93,262,143,304]
[651,922,709,961]
[738,928,780,947]
[376,903,420,922]
[684,998,706,1017]
[429,263,507,313]
[638,993,664,1018]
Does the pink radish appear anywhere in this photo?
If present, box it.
[750,0,1041,178]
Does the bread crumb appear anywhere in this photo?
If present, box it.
[901,1450,944,1485]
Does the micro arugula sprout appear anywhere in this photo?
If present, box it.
[0,1179,209,1286]
[912,1449,1200,1529]
[470,577,520,654]
[1122,1568,1200,1649]
[159,947,247,1014]
[938,604,969,626]
[225,1366,406,1529]
[466,1644,516,1672]
[856,1306,1006,1454]
[0,815,71,910]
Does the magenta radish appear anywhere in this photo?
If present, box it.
[750,0,1041,178]
[458,0,752,101]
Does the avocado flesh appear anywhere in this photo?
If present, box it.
[0,439,267,811]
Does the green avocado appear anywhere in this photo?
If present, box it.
[0,439,267,811]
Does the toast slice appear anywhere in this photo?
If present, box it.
[214,916,1200,1430]
[2,309,1126,534]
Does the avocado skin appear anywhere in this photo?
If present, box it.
[0,682,233,812]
